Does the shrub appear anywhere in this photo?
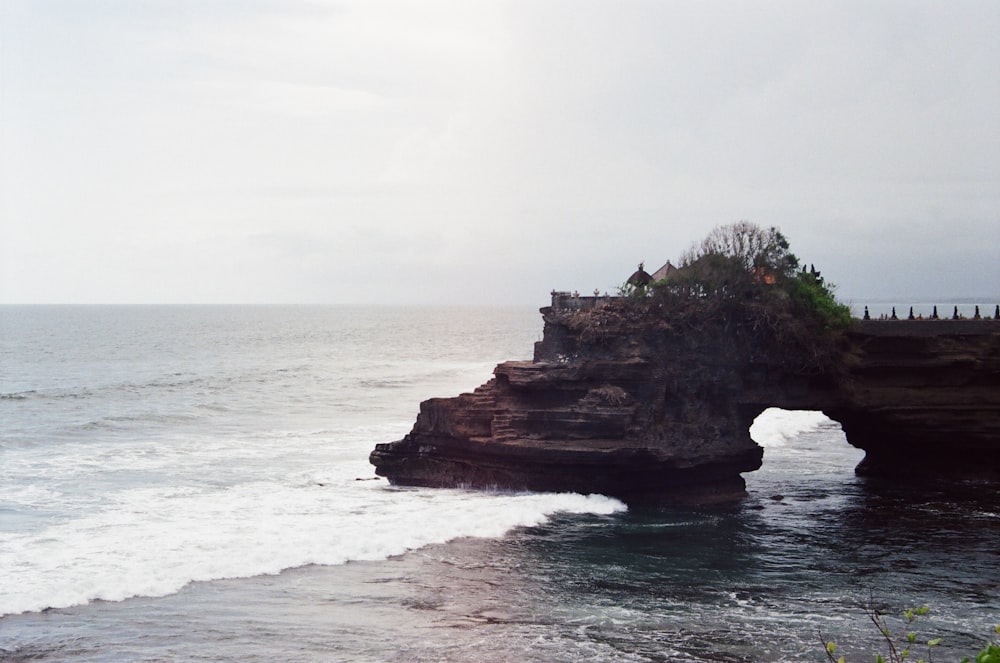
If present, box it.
[787,268,852,330]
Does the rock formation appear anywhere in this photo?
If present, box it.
[826,320,1000,478]
[370,294,1000,504]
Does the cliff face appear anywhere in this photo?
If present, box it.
[825,321,1000,478]
[369,304,1000,504]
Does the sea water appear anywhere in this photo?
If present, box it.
[1,305,997,662]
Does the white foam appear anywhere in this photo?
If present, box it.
[0,450,625,616]
[749,408,834,447]
[3,404,829,617]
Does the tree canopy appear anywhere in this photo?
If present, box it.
[647,221,851,330]
[681,221,798,278]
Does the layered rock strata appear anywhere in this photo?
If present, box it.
[370,306,1000,504]
[827,320,1000,478]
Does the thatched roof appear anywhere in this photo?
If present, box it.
[627,264,653,286]
[651,261,678,281]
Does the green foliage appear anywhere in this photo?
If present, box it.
[962,630,1000,663]
[787,267,852,329]
[653,222,848,326]
[579,222,854,373]
[822,601,999,663]
[617,280,649,300]
[680,221,799,278]
[964,641,1000,663]
[625,222,851,372]
[663,222,798,304]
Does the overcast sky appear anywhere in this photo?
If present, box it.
[2,0,998,306]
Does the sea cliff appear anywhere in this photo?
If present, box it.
[370,225,1000,503]
[370,298,1000,503]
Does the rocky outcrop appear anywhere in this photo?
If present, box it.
[370,304,1000,504]
[825,320,1000,478]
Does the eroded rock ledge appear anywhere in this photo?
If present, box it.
[370,303,1000,504]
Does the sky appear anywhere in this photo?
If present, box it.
[1,0,998,306]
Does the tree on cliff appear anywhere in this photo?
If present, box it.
[659,222,798,303]
[655,221,850,330]
[681,221,798,277]
[586,222,850,371]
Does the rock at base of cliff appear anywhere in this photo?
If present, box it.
[369,434,763,506]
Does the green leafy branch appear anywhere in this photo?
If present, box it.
[821,597,1000,663]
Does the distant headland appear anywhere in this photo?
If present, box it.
[370,223,1000,503]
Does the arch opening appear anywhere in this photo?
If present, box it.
[746,408,864,491]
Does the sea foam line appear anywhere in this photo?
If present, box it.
[0,478,624,617]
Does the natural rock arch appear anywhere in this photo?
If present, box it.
[371,306,1000,505]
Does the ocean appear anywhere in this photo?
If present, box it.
[1,305,997,662]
